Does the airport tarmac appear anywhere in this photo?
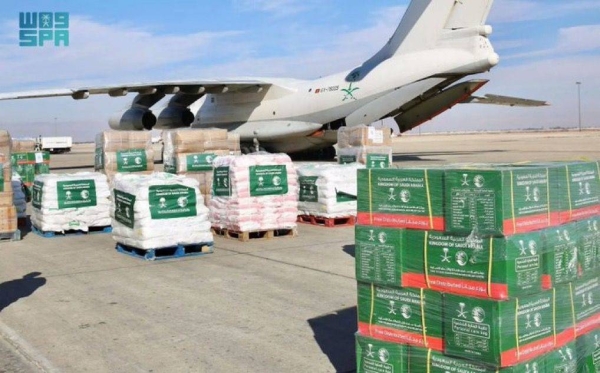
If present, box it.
[0,130,599,373]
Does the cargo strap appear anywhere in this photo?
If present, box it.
[515,298,520,360]
[569,283,577,338]
[426,348,432,373]
[425,170,434,230]
[597,162,600,182]
[487,238,494,297]
[420,288,428,348]
[368,170,373,224]
[565,165,573,220]
[424,231,431,289]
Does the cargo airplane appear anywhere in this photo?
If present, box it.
[0,0,546,158]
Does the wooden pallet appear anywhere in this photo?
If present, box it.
[32,225,112,238]
[211,227,297,242]
[116,242,214,261]
[297,215,356,228]
[0,230,21,242]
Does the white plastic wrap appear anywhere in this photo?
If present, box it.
[31,172,111,232]
[11,173,27,218]
[337,125,392,148]
[296,163,364,218]
[111,172,213,249]
[209,153,298,232]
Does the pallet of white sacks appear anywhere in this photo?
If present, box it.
[115,242,214,261]
[0,230,21,242]
[211,227,297,242]
[31,225,112,238]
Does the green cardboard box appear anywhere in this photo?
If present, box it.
[357,168,445,231]
[357,282,443,351]
[545,342,578,373]
[355,225,543,300]
[576,331,600,373]
[559,276,600,337]
[444,167,554,236]
[356,334,409,373]
[408,346,546,372]
[443,291,561,367]
[541,222,579,289]
[577,217,600,278]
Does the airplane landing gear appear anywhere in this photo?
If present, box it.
[319,146,337,160]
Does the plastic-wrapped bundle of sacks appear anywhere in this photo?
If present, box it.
[210,153,298,232]
[31,172,111,232]
[296,163,364,218]
[111,173,213,249]
[337,146,393,169]
[12,172,27,218]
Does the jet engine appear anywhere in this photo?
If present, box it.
[108,108,156,131]
[154,106,195,129]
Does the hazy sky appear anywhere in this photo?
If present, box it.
[0,0,599,141]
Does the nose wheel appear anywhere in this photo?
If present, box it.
[320,146,337,160]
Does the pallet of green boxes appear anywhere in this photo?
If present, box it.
[11,151,50,187]
[354,161,600,372]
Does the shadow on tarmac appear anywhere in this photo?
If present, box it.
[308,306,357,373]
[0,272,46,312]
[392,149,505,162]
[343,245,355,258]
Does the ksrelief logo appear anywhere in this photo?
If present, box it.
[81,190,89,199]
[378,348,390,363]
[474,175,485,188]
[134,157,142,165]
[401,304,412,319]
[273,176,281,186]
[400,189,411,203]
[472,307,485,323]
[455,251,469,267]
[582,292,594,307]
[177,196,188,208]
[378,232,387,244]
[579,182,591,195]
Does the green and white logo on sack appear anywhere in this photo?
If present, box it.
[149,185,197,220]
[32,181,44,209]
[249,165,288,197]
[299,176,318,202]
[57,180,97,209]
[114,190,136,228]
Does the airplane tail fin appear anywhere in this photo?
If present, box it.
[372,0,494,60]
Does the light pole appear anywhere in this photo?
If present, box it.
[54,117,57,136]
[576,82,582,132]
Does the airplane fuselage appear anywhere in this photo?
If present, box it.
[192,32,498,152]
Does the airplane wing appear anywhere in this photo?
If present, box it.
[0,80,273,100]
[462,94,549,107]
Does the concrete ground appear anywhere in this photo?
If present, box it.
[0,130,599,373]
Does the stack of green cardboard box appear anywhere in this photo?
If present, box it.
[11,151,50,187]
[355,161,600,372]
